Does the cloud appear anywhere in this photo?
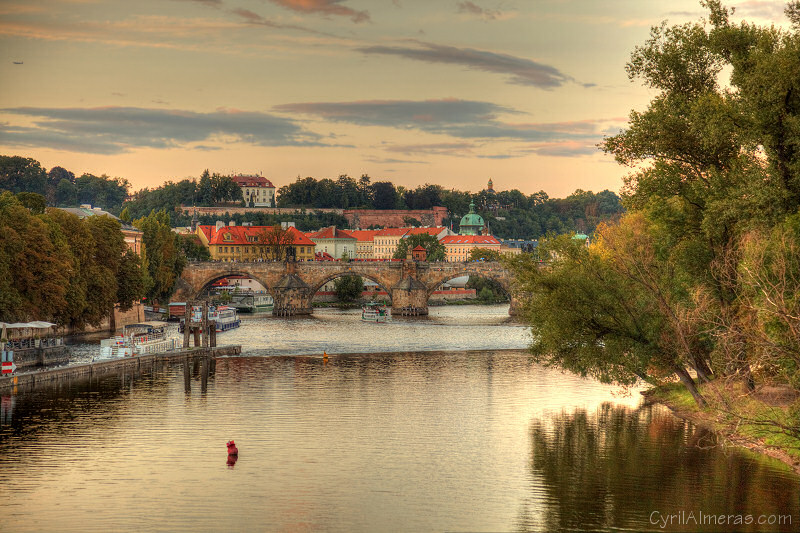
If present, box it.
[456,1,503,21]
[0,106,323,154]
[526,141,599,157]
[266,0,370,23]
[276,98,620,142]
[732,1,787,20]
[357,41,581,88]
[275,98,513,128]
[384,142,476,156]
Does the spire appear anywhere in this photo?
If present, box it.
[191,205,199,232]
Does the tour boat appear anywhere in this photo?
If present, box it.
[98,321,178,359]
[211,306,242,331]
[361,302,391,323]
[179,306,241,332]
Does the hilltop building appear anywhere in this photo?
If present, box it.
[231,174,276,207]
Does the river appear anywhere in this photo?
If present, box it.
[1,305,797,532]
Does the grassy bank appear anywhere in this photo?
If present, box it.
[644,382,800,474]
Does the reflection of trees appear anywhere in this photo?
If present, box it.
[517,403,799,532]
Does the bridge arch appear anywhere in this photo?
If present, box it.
[190,270,274,301]
[424,267,512,301]
[308,271,394,302]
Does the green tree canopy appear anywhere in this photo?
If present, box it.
[393,233,446,261]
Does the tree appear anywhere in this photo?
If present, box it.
[393,234,446,261]
[16,192,47,214]
[0,192,72,322]
[0,155,47,195]
[371,181,397,210]
[334,276,363,302]
[178,233,211,261]
[469,248,503,262]
[134,210,186,303]
[258,225,295,261]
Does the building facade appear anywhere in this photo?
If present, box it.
[231,174,276,207]
[308,226,357,259]
[441,234,501,262]
[196,224,315,261]
[348,229,380,259]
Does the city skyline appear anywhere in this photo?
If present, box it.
[0,0,792,196]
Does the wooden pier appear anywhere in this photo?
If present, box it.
[0,345,240,392]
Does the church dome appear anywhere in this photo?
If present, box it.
[459,201,485,235]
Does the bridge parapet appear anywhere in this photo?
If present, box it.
[174,260,517,316]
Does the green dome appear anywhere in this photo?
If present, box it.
[459,201,485,235]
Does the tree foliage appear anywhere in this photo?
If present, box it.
[134,210,186,304]
[333,275,364,302]
[513,1,800,412]
[0,191,147,327]
[393,234,446,261]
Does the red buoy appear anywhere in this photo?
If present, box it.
[226,440,238,456]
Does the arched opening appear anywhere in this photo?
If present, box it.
[311,273,393,306]
[192,272,274,314]
[427,272,511,306]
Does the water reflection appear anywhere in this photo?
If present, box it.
[1,350,797,532]
[521,404,799,532]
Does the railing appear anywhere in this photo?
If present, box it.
[4,337,64,351]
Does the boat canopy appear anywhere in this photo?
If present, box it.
[124,321,168,330]
[0,321,57,329]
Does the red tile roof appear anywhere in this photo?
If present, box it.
[231,175,275,188]
[205,225,314,246]
[440,235,501,245]
[309,226,356,240]
[347,229,380,242]
[375,228,411,237]
[404,227,447,236]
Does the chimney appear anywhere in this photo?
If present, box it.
[216,220,224,231]
[229,220,236,226]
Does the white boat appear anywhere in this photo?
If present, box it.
[361,302,391,323]
[98,322,178,359]
[210,306,241,331]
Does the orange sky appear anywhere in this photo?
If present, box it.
[0,1,792,197]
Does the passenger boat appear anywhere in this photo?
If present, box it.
[179,306,241,332]
[212,306,242,331]
[361,302,391,323]
[98,321,177,359]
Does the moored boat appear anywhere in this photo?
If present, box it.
[361,302,391,323]
[98,321,178,360]
[179,306,241,332]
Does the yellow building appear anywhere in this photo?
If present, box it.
[196,224,315,261]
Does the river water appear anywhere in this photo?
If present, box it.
[1,305,797,532]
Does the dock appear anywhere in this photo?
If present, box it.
[0,345,240,392]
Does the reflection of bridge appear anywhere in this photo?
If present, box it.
[173,260,519,316]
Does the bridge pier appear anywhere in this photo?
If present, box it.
[272,274,313,316]
[391,277,429,316]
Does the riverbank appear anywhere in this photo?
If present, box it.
[643,382,800,474]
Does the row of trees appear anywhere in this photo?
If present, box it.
[0,191,144,327]
[0,156,130,211]
[510,0,800,439]
[0,191,188,326]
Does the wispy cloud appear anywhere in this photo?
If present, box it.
[0,106,323,154]
[275,98,623,156]
[357,41,585,88]
[456,1,504,21]
[266,0,370,23]
[275,98,513,127]
[385,142,476,156]
[526,141,598,157]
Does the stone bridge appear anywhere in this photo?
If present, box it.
[172,260,520,316]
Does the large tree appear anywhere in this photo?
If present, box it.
[393,233,446,261]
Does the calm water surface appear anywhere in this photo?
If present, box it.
[1,305,797,532]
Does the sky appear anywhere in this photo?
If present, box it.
[0,0,793,197]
